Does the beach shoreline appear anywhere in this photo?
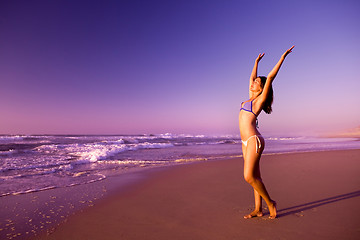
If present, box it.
[1,149,360,239]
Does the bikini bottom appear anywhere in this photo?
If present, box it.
[241,135,262,153]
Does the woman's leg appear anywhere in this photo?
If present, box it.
[242,141,263,218]
[253,157,263,211]
[243,137,276,218]
[243,189,263,219]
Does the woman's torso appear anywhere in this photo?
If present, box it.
[239,99,261,140]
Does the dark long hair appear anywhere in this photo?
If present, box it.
[259,76,273,114]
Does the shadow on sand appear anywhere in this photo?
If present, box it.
[276,190,360,218]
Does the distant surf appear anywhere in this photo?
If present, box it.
[1,134,359,197]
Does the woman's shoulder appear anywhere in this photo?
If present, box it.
[252,96,265,112]
[254,93,266,103]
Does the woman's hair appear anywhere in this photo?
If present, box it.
[259,76,273,114]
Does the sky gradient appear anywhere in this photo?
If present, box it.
[0,0,359,135]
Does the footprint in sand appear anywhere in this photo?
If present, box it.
[294,211,304,217]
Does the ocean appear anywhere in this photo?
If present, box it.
[1,134,359,197]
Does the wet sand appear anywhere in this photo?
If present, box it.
[2,150,360,239]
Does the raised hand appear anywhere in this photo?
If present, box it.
[256,53,265,63]
[282,46,294,59]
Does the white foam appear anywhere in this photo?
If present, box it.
[100,139,125,144]
[174,157,208,163]
[34,141,174,166]
[97,159,166,165]
[34,144,61,153]
[267,137,297,141]
[0,135,25,143]
[0,173,107,198]
[137,142,173,149]
[66,142,174,165]
[0,149,17,155]
[1,163,52,173]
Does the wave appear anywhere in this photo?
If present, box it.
[73,142,173,164]
[0,135,25,143]
[0,149,17,155]
[266,137,298,141]
[97,159,167,165]
[212,140,239,144]
[0,161,73,175]
[35,141,174,165]
[0,173,106,198]
[174,157,208,163]
[2,134,359,198]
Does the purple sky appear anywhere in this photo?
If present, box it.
[0,0,359,135]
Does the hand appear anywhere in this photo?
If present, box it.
[282,45,294,58]
[256,53,265,63]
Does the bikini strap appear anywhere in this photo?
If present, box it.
[255,135,261,153]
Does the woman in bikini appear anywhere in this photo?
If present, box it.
[239,46,294,219]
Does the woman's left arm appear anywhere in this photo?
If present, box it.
[267,46,294,82]
[260,46,294,99]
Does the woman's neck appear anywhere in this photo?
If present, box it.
[249,91,261,100]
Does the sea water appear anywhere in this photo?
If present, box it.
[0,134,359,197]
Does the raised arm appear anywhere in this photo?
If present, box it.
[250,53,265,82]
[267,46,294,82]
[260,46,294,100]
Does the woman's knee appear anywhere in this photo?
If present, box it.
[244,173,256,184]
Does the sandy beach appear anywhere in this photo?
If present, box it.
[1,150,360,239]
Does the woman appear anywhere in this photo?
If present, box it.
[239,46,294,219]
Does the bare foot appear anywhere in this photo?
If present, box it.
[268,201,277,219]
[244,210,263,219]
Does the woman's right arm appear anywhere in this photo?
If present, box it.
[250,53,264,83]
